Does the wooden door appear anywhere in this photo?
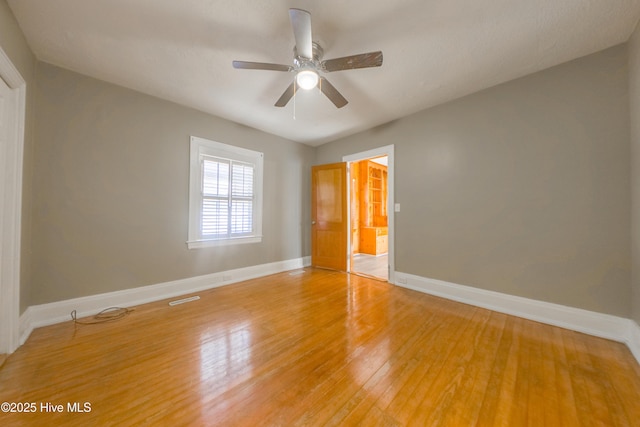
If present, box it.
[311,163,347,271]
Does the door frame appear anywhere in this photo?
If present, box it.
[343,145,395,283]
[0,47,26,354]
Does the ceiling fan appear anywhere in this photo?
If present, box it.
[232,8,383,108]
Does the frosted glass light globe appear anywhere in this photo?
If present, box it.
[296,70,319,90]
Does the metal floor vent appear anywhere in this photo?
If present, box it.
[168,296,200,306]
[289,270,306,276]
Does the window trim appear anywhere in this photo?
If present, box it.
[187,136,263,249]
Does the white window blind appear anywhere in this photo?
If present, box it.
[188,137,263,248]
[201,157,255,238]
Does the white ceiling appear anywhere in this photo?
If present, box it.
[8,0,640,146]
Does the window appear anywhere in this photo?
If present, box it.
[188,136,263,248]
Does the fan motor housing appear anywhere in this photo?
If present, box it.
[294,41,324,66]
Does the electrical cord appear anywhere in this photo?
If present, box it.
[70,307,134,325]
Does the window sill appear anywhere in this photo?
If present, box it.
[186,236,262,249]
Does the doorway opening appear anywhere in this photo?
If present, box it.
[343,145,394,282]
[349,156,388,280]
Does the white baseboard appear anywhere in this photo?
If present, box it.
[628,319,640,364]
[394,271,640,366]
[19,305,33,346]
[19,256,311,345]
[17,260,639,367]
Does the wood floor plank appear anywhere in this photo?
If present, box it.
[386,304,477,424]
[566,329,618,426]
[525,321,554,426]
[411,308,495,426]
[441,310,508,426]
[476,315,520,426]
[335,308,444,426]
[1,268,639,426]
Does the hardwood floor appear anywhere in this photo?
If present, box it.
[352,253,388,280]
[1,269,639,426]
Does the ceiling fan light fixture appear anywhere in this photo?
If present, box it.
[296,69,318,90]
[232,9,381,108]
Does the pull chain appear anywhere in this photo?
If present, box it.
[293,80,297,120]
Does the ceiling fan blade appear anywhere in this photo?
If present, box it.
[275,82,296,107]
[319,77,348,108]
[321,51,383,72]
[289,9,313,59]
[232,61,293,72]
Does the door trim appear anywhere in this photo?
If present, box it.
[343,145,395,283]
[0,47,26,354]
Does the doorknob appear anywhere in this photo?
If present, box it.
[312,220,316,225]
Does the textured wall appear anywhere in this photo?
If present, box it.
[318,45,631,317]
[29,63,314,305]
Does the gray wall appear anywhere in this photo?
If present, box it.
[631,22,640,325]
[0,0,36,313]
[29,62,314,305]
[0,0,33,78]
[318,45,631,317]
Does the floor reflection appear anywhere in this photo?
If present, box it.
[346,276,391,388]
[199,321,253,385]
